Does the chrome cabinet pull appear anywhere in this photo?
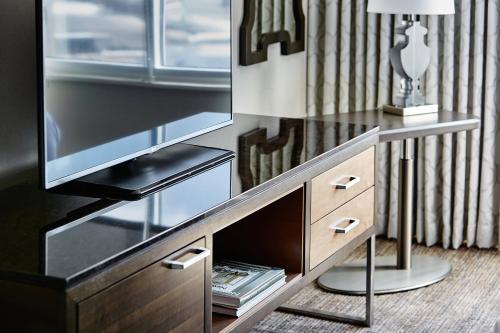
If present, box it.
[162,247,210,270]
[331,176,361,190]
[329,218,360,234]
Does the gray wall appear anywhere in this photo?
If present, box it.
[0,0,308,190]
[232,0,308,119]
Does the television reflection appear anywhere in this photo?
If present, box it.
[44,160,232,278]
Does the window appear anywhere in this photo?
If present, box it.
[44,0,231,86]
[161,0,231,69]
[45,0,147,65]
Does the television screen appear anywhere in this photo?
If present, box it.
[39,0,232,189]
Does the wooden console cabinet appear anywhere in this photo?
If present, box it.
[0,115,378,333]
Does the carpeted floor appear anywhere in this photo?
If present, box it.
[251,240,500,333]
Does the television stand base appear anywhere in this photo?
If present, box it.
[51,144,234,201]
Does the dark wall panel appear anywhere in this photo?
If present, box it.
[0,0,38,189]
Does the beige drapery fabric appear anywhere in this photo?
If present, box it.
[307,0,500,249]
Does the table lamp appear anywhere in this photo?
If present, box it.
[367,0,455,116]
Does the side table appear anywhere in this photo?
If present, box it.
[316,110,480,294]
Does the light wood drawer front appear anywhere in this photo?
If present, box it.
[310,188,374,270]
[311,147,375,223]
[79,239,207,333]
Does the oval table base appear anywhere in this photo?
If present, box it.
[317,255,452,295]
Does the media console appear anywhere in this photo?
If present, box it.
[0,113,378,333]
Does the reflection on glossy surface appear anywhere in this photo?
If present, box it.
[42,116,373,280]
[46,0,147,64]
[0,114,377,283]
[234,117,372,191]
[163,0,231,69]
[191,115,375,196]
[238,118,304,191]
[45,0,231,68]
[305,119,374,159]
[42,0,232,188]
[45,161,232,278]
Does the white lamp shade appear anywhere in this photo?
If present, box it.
[367,0,455,15]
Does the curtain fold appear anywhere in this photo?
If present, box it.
[307,0,500,249]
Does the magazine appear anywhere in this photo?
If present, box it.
[212,260,286,308]
[213,276,286,317]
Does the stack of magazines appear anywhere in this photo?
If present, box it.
[212,260,286,317]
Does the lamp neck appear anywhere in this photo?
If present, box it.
[403,14,420,23]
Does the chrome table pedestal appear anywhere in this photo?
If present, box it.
[318,138,452,294]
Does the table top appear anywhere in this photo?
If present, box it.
[313,110,480,142]
[0,113,377,286]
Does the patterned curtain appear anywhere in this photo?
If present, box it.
[307,0,500,249]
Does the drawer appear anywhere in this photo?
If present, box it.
[79,238,209,333]
[311,147,375,223]
[310,188,374,270]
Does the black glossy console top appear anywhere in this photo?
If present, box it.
[0,113,377,286]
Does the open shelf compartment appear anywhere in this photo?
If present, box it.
[212,187,304,333]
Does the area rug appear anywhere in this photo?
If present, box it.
[251,240,500,333]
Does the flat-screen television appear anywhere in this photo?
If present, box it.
[38,0,232,189]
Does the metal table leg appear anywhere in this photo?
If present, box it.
[317,139,451,295]
[278,235,375,327]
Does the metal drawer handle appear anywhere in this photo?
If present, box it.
[162,247,210,270]
[331,176,361,190]
[329,218,360,234]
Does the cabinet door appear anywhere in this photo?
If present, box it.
[79,238,208,333]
